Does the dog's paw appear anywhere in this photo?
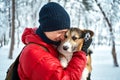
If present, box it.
[60,58,68,68]
[61,62,68,68]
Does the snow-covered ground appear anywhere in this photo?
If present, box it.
[0,45,120,80]
[0,45,24,80]
[91,45,120,80]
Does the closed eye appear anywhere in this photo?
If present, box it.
[64,34,67,38]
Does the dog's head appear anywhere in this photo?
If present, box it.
[58,28,94,53]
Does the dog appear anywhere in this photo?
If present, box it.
[81,49,93,80]
[57,27,94,80]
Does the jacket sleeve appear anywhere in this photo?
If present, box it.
[30,49,87,80]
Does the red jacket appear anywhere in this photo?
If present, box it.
[18,28,87,80]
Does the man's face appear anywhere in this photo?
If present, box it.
[44,29,68,42]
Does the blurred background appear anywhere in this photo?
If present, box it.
[0,0,120,80]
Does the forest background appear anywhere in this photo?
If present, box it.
[0,0,120,69]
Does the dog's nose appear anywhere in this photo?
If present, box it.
[63,46,68,50]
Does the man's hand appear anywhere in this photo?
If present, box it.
[82,39,92,55]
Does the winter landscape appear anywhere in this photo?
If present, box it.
[0,44,120,80]
[0,0,120,80]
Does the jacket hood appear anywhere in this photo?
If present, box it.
[22,28,46,46]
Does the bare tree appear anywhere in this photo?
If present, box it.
[95,0,119,67]
[8,0,15,59]
[16,11,20,48]
[48,0,51,2]
[7,0,12,38]
[81,0,119,67]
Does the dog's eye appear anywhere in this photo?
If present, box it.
[72,36,77,41]
[64,35,67,38]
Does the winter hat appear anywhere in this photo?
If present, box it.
[38,2,70,32]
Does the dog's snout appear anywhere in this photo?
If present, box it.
[63,46,69,50]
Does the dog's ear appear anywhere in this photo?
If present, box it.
[83,30,94,41]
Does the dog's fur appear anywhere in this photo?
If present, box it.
[81,49,93,80]
[57,28,94,80]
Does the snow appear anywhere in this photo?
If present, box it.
[91,45,120,80]
[0,44,24,80]
[0,45,120,80]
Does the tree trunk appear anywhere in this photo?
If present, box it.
[48,0,51,2]
[112,41,119,67]
[16,10,20,48]
[8,0,15,59]
[8,0,12,38]
[95,0,119,67]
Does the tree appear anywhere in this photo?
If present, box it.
[95,0,119,67]
[81,0,119,67]
[8,0,15,59]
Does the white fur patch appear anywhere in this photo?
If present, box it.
[59,57,68,68]
[81,68,89,80]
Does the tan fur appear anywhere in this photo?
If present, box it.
[81,49,93,80]
[86,49,92,73]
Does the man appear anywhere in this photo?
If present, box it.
[18,2,92,80]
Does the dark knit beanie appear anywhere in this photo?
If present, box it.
[38,2,70,32]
